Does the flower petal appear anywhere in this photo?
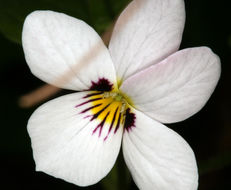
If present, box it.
[109,0,185,82]
[22,11,116,91]
[120,47,221,123]
[28,92,123,186]
[123,108,198,190]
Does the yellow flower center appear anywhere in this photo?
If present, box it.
[76,78,136,140]
[87,91,128,125]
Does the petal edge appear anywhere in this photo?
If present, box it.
[122,108,198,190]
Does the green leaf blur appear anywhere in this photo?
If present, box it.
[0,0,131,44]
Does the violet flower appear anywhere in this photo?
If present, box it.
[22,0,220,189]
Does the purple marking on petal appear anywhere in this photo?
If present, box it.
[84,115,91,119]
[114,113,121,134]
[92,111,110,137]
[89,78,113,91]
[90,103,111,121]
[83,92,103,98]
[80,104,102,114]
[124,108,136,132]
[104,107,119,141]
[75,98,101,107]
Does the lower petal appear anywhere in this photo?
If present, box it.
[28,92,123,186]
[122,108,198,190]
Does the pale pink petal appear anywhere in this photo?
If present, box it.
[22,11,116,91]
[123,108,198,190]
[28,92,123,186]
[109,0,185,82]
[120,47,221,123]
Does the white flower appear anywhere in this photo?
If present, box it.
[22,0,220,189]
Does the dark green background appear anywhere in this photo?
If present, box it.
[0,0,230,189]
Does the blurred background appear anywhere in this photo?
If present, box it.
[0,0,230,189]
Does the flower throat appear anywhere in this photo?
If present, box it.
[76,78,136,141]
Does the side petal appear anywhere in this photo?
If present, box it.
[28,92,123,186]
[22,11,117,91]
[120,47,221,123]
[109,0,185,82]
[123,108,198,190]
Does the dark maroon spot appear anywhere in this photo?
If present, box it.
[124,108,136,132]
[89,78,113,92]
[93,111,110,137]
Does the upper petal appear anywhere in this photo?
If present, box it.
[28,92,123,186]
[22,11,116,91]
[109,0,185,82]
[120,47,221,123]
[123,108,198,190]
